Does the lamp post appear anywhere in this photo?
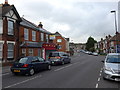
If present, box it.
[111,10,118,53]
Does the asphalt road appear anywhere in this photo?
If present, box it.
[2,52,120,88]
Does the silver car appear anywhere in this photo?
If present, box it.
[102,53,120,81]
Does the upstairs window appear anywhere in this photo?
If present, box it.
[24,28,28,40]
[46,34,49,43]
[57,39,62,42]
[41,33,44,41]
[32,31,36,41]
[8,20,14,35]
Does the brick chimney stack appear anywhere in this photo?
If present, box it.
[5,0,8,4]
[38,22,43,28]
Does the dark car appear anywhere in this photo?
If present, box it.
[11,56,51,76]
[48,51,71,65]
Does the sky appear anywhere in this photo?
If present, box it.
[0,0,119,43]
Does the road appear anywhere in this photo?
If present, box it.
[2,52,120,88]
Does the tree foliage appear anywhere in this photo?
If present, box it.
[86,36,97,52]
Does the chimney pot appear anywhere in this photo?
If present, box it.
[5,0,8,4]
[38,22,43,28]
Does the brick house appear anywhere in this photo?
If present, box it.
[0,1,21,64]
[53,32,70,53]
[19,18,57,60]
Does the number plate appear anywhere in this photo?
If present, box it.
[14,70,20,72]
[52,62,54,64]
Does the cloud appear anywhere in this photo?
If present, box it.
[0,0,118,43]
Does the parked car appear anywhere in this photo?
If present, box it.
[92,52,98,56]
[102,53,120,81]
[49,51,71,65]
[11,56,51,76]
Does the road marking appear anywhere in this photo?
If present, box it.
[98,78,100,81]
[4,75,42,88]
[95,83,98,88]
[54,64,73,72]
[0,73,10,76]
[99,73,101,76]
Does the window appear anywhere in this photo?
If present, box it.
[7,43,14,58]
[22,49,26,56]
[0,20,3,34]
[38,57,44,62]
[57,39,62,42]
[29,49,33,56]
[8,20,14,35]
[41,33,44,41]
[46,34,49,43]
[32,31,36,41]
[59,45,62,49]
[0,43,3,58]
[24,28,28,40]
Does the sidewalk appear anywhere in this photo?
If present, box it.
[0,66,11,74]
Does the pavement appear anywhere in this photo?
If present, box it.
[1,52,120,88]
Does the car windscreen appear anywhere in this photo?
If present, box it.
[16,57,28,64]
[49,53,59,57]
[106,55,120,63]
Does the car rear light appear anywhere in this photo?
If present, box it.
[22,64,28,67]
[55,57,61,59]
[9,64,13,67]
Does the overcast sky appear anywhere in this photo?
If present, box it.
[0,0,119,43]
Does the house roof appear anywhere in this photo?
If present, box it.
[20,17,51,34]
[110,32,120,41]
[1,4,21,21]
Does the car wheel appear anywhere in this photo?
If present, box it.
[47,65,51,70]
[29,68,35,76]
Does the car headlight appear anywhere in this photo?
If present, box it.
[105,67,113,72]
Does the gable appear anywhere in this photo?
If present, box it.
[5,10,18,20]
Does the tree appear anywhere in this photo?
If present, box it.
[86,36,97,52]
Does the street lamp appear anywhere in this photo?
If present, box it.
[111,10,118,53]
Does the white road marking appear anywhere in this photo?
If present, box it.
[99,73,101,76]
[4,75,42,88]
[54,64,73,72]
[0,73,10,76]
[98,78,100,81]
[95,83,98,88]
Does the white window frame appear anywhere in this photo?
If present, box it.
[29,49,33,56]
[57,39,62,42]
[0,19,3,34]
[41,33,44,41]
[32,31,36,41]
[46,34,49,43]
[0,43,3,59]
[24,28,28,40]
[7,43,14,58]
[8,20,14,35]
[22,49,26,56]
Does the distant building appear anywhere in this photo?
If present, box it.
[53,32,70,53]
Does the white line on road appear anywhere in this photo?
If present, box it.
[54,64,73,72]
[0,73,10,76]
[98,78,100,82]
[4,75,42,88]
[99,73,101,76]
[95,83,98,88]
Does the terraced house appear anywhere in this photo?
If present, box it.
[0,0,70,65]
[0,0,21,65]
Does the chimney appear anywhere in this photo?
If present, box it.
[38,22,43,28]
[101,38,103,41]
[5,0,8,4]
[105,36,108,39]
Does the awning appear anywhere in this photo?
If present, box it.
[20,41,43,48]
